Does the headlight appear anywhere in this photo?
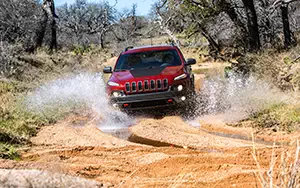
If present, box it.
[108,81,120,86]
[174,74,187,81]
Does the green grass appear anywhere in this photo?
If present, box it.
[0,80,51,159]
[250,103,300,133]
[0,79,90,160]
[0,48,111,160]
[0,143,20,160]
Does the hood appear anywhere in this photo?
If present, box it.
[110,66,183,83]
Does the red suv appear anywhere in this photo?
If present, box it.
[103,45,196,110]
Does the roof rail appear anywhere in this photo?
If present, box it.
[125,46,134,52]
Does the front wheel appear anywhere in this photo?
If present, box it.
[178,90,198,118]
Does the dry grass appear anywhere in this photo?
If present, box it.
[244,44,300,91]
[252,138,300,188]
[249,103,300,133]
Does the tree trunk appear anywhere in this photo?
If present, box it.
[35,9,48,51]
[50,19,57,51]
[99,32,104,49]
[36,0,57,52]
[241,0,261,51]
[197,23,221,54]
[218,1,247,37]
[281,3,296,48]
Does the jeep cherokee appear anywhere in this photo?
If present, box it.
[103,45,196,110]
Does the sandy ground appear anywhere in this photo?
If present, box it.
[1,59,299,187]
[1,112,299,187]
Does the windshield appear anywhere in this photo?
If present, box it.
[115,49,182,72]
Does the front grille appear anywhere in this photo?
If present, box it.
[125,79,168,93]
[144,80,149,90]
[157,80,162,89]
[138,81,142,91]
[132,82,137,92]
[163,79,168,88]
[125,83,130,93]
[150,80,155,90]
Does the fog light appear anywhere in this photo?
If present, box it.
[112,104,118,108]
[112,92,120,97]
[177,85,183,91]
[181,96,186,101]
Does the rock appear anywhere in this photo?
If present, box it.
[0,169,104,188]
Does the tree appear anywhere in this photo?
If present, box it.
[153,0,182,47]
[57,0,116,48]
[272,0,299,48]
[0,0,41,50]
[241,0,261,51]
[35,0,58,51]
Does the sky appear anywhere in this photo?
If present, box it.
[54,0,153,15]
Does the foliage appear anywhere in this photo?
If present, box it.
[250,103,300,132]
[57,0,116,48]
[0,0,41,50]
[0,143,20,160]
[0,80,48,145]
[0,42,24,77]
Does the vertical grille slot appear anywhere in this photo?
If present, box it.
[144,80,149,90]
[132,82,137,92]
[125,83,130,93]
[126,79,168,94]
[150,80,155,90]
[157,80,162,90]
[138,81,143,91]
[163,79,168,89]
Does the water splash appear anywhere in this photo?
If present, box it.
[196,74,291,123]
[26,73,133,129]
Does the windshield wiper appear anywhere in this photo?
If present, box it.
[115,69,128,72]
[147,66,156,69]
[115,68,135,72]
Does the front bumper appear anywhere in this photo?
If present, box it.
[110,89,188,110]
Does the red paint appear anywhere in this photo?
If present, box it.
[106,45,190,96]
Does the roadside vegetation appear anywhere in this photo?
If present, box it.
[229,43,300,133]
[0,50,110,159]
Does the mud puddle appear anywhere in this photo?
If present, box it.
[100,127,132,140]
[99,126,184,148]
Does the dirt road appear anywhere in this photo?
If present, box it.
[1,111,298,187]
[1,61,299,187]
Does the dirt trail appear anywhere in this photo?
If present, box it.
[30,115,137,148]
[1,60,298,187]
[130,116,261,149]
[1,112,287,187]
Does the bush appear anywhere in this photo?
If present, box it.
[0,0,41,49]
[0,143,20,160]
[250,103,300,133]
[0,42,24,77]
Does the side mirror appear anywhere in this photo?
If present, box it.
[185,58,196,66]
[103,66,112,74]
